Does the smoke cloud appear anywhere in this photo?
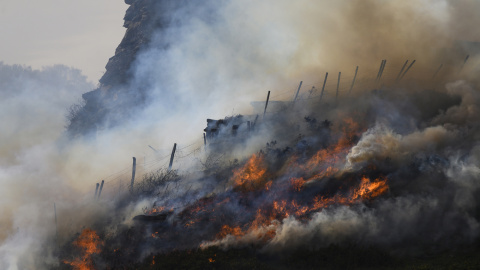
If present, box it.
[2,0,480,268]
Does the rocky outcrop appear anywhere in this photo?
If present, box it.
[100,0,166,86]
[68,0,175,136]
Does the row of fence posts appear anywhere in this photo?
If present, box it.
[283,54,470,108]
[92,142,180,197]
[91,55,472,200]
[94,180,104,200]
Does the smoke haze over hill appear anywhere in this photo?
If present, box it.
[2,1,480,269]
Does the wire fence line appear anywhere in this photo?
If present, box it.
[83,135,207,198]
[85,59,473,199]
[268,58,472,101]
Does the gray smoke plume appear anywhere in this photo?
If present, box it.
[2,0,480,268]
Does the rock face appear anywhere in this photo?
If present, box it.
[67,0,177,136]
[101,0,165,87]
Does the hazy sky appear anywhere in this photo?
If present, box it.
[0,0,127,83]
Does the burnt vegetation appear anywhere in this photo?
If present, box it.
[51,1,480,268]
[56,80,480,268]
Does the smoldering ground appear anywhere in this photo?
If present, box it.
[56,78,480,267]
[2,0,480,269]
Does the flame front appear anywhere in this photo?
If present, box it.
[145,118,390,249]
[206,118,389,244]
[64,228,104,270]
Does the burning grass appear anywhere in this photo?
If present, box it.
[63,229,104,270]
[130,116,391,250]
[58,97,480,268]
[232,153,269,192]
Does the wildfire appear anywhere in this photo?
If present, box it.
[208,116,388,245]
[231,153,268,192]
[291,177,307,192]
[312,176,389,211]
[217,225,245,239]
[216,176,388,242]
[338,117,363,145]
[285,118,363,187]
[352,176,389,200]
[147,206,165,214]
[64,228,104,270]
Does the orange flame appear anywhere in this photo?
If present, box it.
[312,176,389,211]
[147,206,165,214]
[352,176,389,200]
[231,153,268,192]
[291,177,307,192]
[64,229,104,270]
[217,225,245,239]
[211,118,386,245]
[216,176,388,242]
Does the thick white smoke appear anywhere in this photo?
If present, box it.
[0,64,94,269]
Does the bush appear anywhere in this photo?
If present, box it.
[132,168,181,197]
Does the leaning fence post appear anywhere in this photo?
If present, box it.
[376,59,386,82]
[336,72,341,100]
[319,72,328,101]
[168,143,177,170]
[263,91,270,118]
[459,55,470,73]
[379,60,386,81]
[376,60,384,81]
[130,157,136,191]
[396,60,409,81]
[293,81,303,103]
[97,180,104,200]
[94,183,99,199]
[399,60,416,80]
[349,66,358,94]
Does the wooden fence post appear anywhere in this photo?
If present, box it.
[293,81,303,103]
[94,183,99,199]
[376,60,384,81]
[130,157,136,191]
[349,66,358,94]
[319,72,328,101]
[169,143,177,170]
[263,91,270,118]
[336,72,341,100]
[399,60,416,80]
[97,180,104,199]
[380,60,387,81]
[459,55,470,73]
[396,60,409,81]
